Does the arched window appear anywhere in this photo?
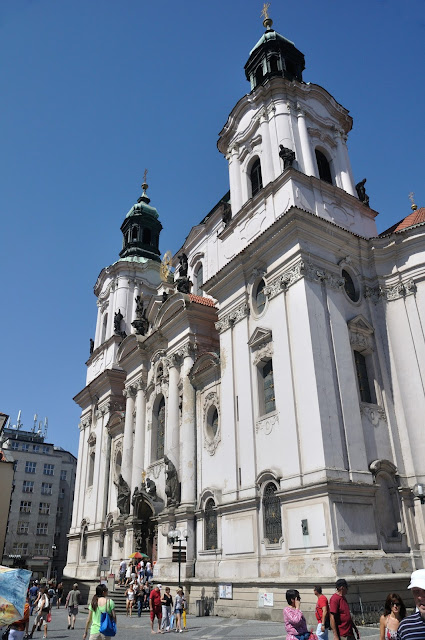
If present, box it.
[142,228,151,244]
[195,264,203,295]
[255,65,264,86]
[250,158,263,197]
[101,314,108,343]
[263,483,282,544]
[206,406,219,439]
[152,396,165,462]
[81,526,88,559]
[315,149,333,184]
[354,351,372,404]
[131,226,138,241]
[205,498,217,550]
[88,451,95,487]
[261,360,275,414]
[269,56,279,73]
[107,528,113,557]
[255,279,266,314]
[115,450,122,477]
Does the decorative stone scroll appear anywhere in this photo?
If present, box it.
[264,259,345,301]
[365,279,417,303]
[252,342,274,366]
[255,412,278,435]
[360,403,387,425]
[215,302,249,333]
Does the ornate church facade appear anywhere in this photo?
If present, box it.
[65,13,425,618]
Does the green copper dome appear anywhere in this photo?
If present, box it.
[126,199,159,219]
[249,29,294,56]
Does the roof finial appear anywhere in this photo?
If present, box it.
[261,2,273,30]
[409,191,418,211]
[138,168,151,204]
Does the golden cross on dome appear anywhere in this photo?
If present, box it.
[261,2,271,20]
[409,192,418,211]
[143,168,148,184]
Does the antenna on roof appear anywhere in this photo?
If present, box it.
[5,416,10,429]
[43,417,48,439]
[37,420,43,435]
[16,410,22,430]
[33,414,38,433]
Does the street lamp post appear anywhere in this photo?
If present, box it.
[167,529,188,585]
[413,483,425,504]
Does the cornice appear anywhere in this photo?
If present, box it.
[263,258,345,301]
[364,278,417,303]
[215,301,249,333]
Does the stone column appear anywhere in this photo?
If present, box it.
[132,281,140,333]
[180,345,196,507]
[166,358,181,471]
[297,105,316,177]
[106,281,116,338]
[131,379,147,490]
[122,386,136,487]
[71,422,86,530]
[259,110,274,186]
[228,146,242,215]
[94,302,102,349]
[335,129,356,196]
[115,276,129,334]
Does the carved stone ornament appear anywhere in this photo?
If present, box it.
[146,459,163,480]
[203,391,221,456]
[360,403,387,426]
[87,431,96,447]
[264,259,345,301]
[365,279,417,303]
[256,412,279,435]
[215,302,249,333]
[79,415,92,431]
[348,315,374,353]
[253,342,274,366]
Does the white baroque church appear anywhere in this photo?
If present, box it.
[65,13,425,619]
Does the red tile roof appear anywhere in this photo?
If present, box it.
[189,294,216,307]
[380,207,425,236]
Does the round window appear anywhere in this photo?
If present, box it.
[342,269,359,302]
[206,406,219,439]
[254,279,266,314]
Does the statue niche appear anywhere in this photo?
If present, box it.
[164,455,181,507]
[131,480,163,558]
[114,473,131,517]
[175,253,192,294]
[132,295,149,336]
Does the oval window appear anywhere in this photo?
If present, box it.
[342,269,359,302]
[255,279,266,314]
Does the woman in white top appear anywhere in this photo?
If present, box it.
[29,587,50,639]
[125,584,135,616]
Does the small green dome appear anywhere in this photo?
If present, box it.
[249,29,294,56]
[126,199,159,219]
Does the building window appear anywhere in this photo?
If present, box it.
[142,228,151,244]
[250,158,263,197]
[152,396,165,462]
[12,543,28,555]
[315,149,332,184]
[194,264,203,295]
[131,226,138,242]
[17,521,29,534]
[205,498,218,550]
[41,482,53,496]
[342,269,359,302]
[260,360,276,414]
[269,55,279,73]
[255,65,264,86]
[42,446,49,454]
[263,482,282,544]
[206,407,219,440]
[25,461,36,474]
[11,441,19,451]
[88,451,95,487]
[36,522,48,535]
[33,445,40,452]
[60,470,68,481]
[57,506,64,518]
[254,279,266,314]
[43,464,54,476]
[22,444,29,452]
[354,350,373,404]
[59,488,66,499]
[20,501,31,513]
[39,503,50,515]
[101,313,108,343]
[23,481,34,493]
[34,543,49,555]
[81,527,88,559]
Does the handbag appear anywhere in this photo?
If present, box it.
[99,599,116,637]
[169,614,175,629]
[47,613,52,623]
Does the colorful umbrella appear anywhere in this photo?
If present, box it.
[0,566,32,626]
[129,552,148,559]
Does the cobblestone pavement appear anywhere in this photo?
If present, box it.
[29,606,381,640]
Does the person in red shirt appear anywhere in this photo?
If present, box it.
[314,586,329,640]
[330,579,360,640]
[149,584,162,634]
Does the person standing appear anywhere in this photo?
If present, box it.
[174,589,185,634]
[29,583,39,616]
[10,597,30,640]
[29,587,50,639]
[283,589,309,640]
[161,587,173,632]
[66,583,81,630]
[119,558,127,586]
[83,584,116,640]
[380,593,406,640]
[314,586,329,640]
[330,579,360,640]
[397,569,425,640]
[125,584,135,616]
[56,583,64,609]
[149,584,162,634]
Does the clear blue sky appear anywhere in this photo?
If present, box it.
[1,0,424,456]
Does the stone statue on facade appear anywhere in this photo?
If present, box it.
[114,473,131,516]
[89,338,94,355]
[131,295,149,336]
[146,477,157,500]
[279,145,296,169]
[114,309,124,333]
[355,178,370,207]
[164,455,181,507]
[175,253,192,294]
[161,291,169,304]
[221,202,232,226]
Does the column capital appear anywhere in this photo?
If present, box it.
[136,377,147,392]
[123,386,137,399]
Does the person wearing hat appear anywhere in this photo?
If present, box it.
[397,569,425,640]
[329,579,360,640]
[149,584,162,634]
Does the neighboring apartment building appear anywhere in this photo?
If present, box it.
[0,448,14,558]
[1,427,76,580]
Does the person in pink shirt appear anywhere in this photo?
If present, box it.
[283,589,310,640]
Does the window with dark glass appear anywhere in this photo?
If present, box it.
[131,226,138,241]
[88,451,95,487]
[342,269,358,302]
[81,528,88,559]
[255,65,264,85]
[207,407,219,439]
[269,56,279,73]
[205,499,217,550]
[315,149,332,184]
[255,279,266,314]
[263,483,282,543]
[195,264,203,295]
[154,397,165,461]
[250,159,263,197]
[262,360,276,414]
[142,228,151,244]
[354,350,372,404]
